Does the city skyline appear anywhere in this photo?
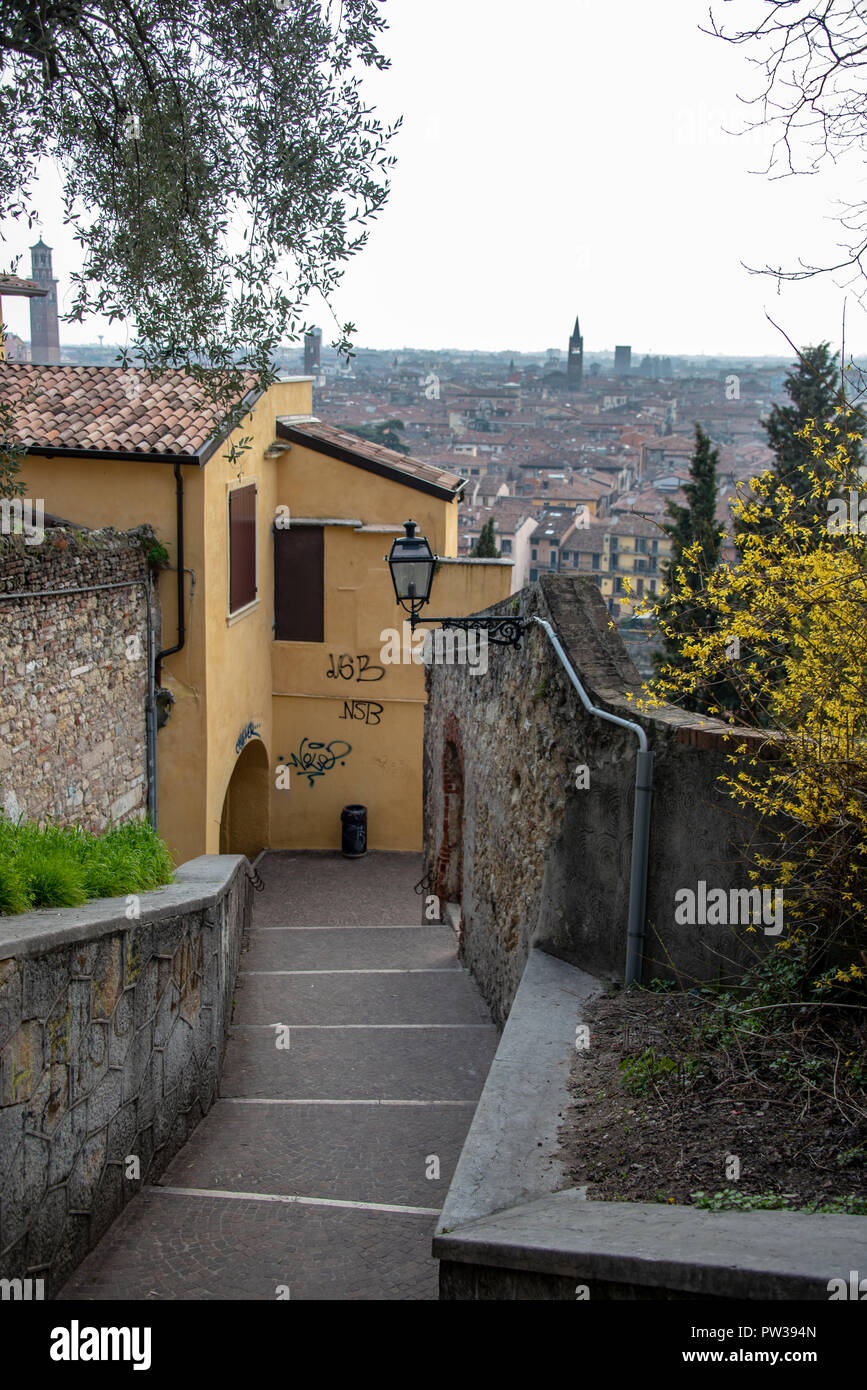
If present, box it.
[1,0,864,358]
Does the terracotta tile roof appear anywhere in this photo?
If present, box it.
[0,274,47,298]
[276,418,466,501]
[0,363,259,459]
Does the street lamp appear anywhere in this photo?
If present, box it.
[386,520,436,621]
[386,519,527,648]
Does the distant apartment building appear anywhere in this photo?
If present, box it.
[4,333,28,362]
[528,509,586,582]
[559,513,673,618]
[640,434,694,477]
[517,469,612,518]
[614,345,632,374]
[29,240,60,365]
[460,500,536,592]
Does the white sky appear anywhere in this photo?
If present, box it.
[2,0,866,357]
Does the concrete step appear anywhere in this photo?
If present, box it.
[243,925,461,972]
[159,1099,471,1207]
[221,1023,497,1101]
[57,1188,438,1301]
[232,968,491,1027]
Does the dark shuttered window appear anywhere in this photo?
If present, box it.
[274,525,324,641]
[229,485,257,613]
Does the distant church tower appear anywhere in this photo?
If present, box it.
[304,325,321,376]
[29,240,60,364]
[567,315,583,390]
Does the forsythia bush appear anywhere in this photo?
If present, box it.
[634,410,867,994]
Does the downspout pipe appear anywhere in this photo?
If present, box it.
[155,461,186,677]
[531,616,653,987]
[144,572,157,829]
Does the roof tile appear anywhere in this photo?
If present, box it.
[0,363,257,458]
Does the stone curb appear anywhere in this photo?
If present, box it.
[433,946,866,1300]
[0,855,248,958]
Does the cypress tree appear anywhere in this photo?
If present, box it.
[738,344,864,545]
[471,518,499,557]
[653,424,725,702]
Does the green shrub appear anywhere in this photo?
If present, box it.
[691,1188,867,1215]
[619,1047,701,1095]
[0,858,31,916]
[0,814,175,914]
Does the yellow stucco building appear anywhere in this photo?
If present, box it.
[7,366,510,862]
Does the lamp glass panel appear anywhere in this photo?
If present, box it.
[391,557,434,601]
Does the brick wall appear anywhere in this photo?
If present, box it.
[0,526,158,831]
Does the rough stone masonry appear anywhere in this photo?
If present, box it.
[0,525,159,831]
[423,573,772,1026]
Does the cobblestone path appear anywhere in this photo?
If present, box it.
[58,852,498,1301]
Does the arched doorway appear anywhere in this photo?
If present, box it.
[219,739,270,857]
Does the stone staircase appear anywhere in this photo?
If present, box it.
[58,852,497,1301]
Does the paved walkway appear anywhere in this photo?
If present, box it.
[58,852,498,1301]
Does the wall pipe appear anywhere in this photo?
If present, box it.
[530,616,653,987]
[155,461,186,676]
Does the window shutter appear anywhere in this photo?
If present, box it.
[229,485,257,613]
[274,526,324,641]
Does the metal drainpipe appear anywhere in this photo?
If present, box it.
[531,616,654,987]
[155,460,186,677]
[0,576,159,828]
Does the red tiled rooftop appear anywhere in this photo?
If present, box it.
[277,418,466,500]
[0,363,258,458]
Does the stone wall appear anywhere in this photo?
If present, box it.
[423,574,772,1026]
[0,526,158,831]
[0,855,251,1295]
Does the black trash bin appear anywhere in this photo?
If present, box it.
[341,804,367,858]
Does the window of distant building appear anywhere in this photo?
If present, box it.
[531,548,538,560]
[591,553,601,570]
[228,484,257,615]
[529,567,538,582]
[550,550,557,568]
[274,524,324,641]
[500,538,512,554]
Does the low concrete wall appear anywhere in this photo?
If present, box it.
[0,855,252,1296]
[424,573,773,1026]
[434,948,866,1300]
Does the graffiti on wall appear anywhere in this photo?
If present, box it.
[326,653,384,682]
[235,721,262,755]
[339,700,383,726]
[287,738,352,787]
